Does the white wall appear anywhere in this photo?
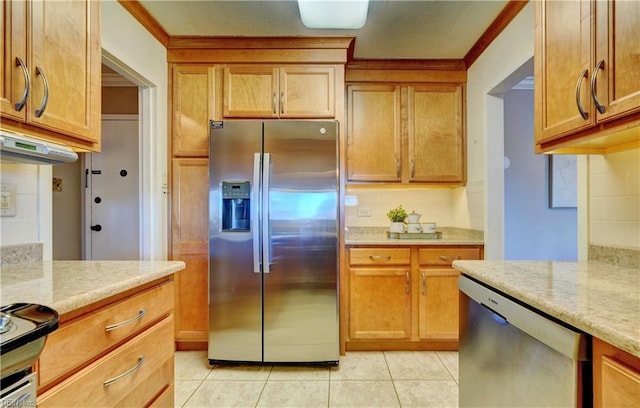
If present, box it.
[101,0,168,260]
[589,149,640,249]
[504,89,577,260]
[345,188,455,228]
[462,2,534,259]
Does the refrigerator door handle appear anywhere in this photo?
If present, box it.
[252,153,261,273]
[262,152,271,273]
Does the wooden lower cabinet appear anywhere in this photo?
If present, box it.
[37,278,175,407]
[349,268,411,340]
[171,158,209,349]
[345,245,482,351]
[418,269,460,340]
[593,337,640,408]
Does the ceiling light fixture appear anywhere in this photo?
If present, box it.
[297,0,369,29]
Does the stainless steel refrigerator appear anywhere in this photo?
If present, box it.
[208,120,339,364]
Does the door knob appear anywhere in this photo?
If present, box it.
[90,224,102,232]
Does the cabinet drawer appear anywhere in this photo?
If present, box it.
[38,316,174,408]
[38,282,174,388]
[349,248,410,265]
[418,247,481,266]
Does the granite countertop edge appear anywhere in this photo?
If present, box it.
[1,260,186,315]
[345,226,484,246]
[452,260,640,359]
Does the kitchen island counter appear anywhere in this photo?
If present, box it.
[0,260,185,315]
[452,260,640,358]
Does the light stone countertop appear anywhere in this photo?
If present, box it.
[0,260,185,315]
[452,260,640,358]
[345,226,484,246]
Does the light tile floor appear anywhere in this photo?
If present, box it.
[175,350,459,408]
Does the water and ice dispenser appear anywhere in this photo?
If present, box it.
[221,181,251,232]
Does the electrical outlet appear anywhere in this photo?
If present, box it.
[357,207,371,217]
[1,183,17,217]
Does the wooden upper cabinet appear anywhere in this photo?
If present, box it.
[0,0,100,150]
[594,0,640,122]
[346,83,465,184]
[347,85,402,182]
[172,65,215,157]
[535,0,640,153]
[0,0,26,123]
[535,0,594,143]
[408,84,465,183]
[222,65,335,118]
[280,66,334,117]
[223,65,277,118]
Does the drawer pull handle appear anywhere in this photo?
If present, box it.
[103,355,145,387]
[439,255,461,262]
[369,255,392,261]
[105,309,146,332]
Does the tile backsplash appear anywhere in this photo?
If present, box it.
[589,148,640,249]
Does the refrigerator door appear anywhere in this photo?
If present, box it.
[262,120,339,363]
[209,120,263,362]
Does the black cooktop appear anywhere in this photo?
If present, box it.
[0,303,59,355]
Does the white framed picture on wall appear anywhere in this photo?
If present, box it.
[548,155,577,208]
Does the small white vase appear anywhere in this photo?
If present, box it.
[389,222,405,233]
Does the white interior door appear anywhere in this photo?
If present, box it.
[86,116,140,259]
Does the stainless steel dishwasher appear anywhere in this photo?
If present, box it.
[458,275,591,407]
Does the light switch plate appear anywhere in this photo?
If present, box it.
[1,182,17,217]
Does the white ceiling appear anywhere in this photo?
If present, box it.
[137,0,509,59]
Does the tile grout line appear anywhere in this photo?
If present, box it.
[434,351,457,382]
[180,377,208,408]
[254,365,273,408]
[383,351,404,408]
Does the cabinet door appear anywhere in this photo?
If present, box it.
[349,268,411,340]
[535,0,594,143]
[593,337,640,408]
[279,66,334,118]
[593,0,640,122]
[408,84,465,183]
[171,159,209,346]
[172,65,215,157]
[0,0,27,122]
[29,0,100,142]
[223,65,278,118]
[418,269,460,340]
[347,85,402,182]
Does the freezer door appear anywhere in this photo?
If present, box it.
[209,120,263,362]
[262,120,339,363]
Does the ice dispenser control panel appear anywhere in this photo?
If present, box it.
[221,181,251,232]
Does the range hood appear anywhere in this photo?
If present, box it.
[0,130,78,165]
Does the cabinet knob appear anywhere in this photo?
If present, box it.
[90,224,102,232]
